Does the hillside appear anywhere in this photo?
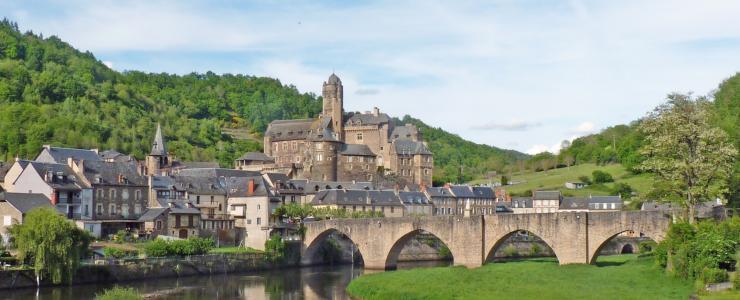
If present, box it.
[0,19,526,175]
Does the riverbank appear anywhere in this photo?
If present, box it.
[346,254,695,299]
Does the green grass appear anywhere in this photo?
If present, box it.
[472,163,654,198]
[347,255,694,300]
[699,290,740,300]
[208,246,262,254]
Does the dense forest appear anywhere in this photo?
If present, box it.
[0,20,526,181]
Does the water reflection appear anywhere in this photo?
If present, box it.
[1,261,451,300]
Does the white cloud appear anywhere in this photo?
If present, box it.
[472,120,542,131]
[526,141,564,155]
[102,61,113,69]
[571,121,596,134]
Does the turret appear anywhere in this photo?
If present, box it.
[146,123,169,176]
[322,73,344,141]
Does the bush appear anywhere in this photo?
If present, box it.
[611,183,633,199]
[143,239,169,257]
[639,241,657,254]
[143,237,214,257]
[439,245,452,259]
[95,286,142,300]
[103,247,133,259]
[578,175,592,185]
[530,244,542,256]
[503,245,519,257]
[700,267,728,284]
[265,234,285,263]
[591,170,614,184]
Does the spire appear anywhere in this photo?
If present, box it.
[150,123,167,156]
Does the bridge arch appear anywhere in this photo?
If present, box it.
[586,211,670,264]
[385,228,455,270]
[484,229,559,262]
[301,227,366,266]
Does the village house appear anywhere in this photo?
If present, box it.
[424,186,458,215]
[310,189,405,217]
[0,192,52,243]
[143,175,201,239]
[7,161,88,220]
[397,191,434,216]
[225,175,283,250]
[532,191,561,213]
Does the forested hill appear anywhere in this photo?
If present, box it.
[0,20,526,179]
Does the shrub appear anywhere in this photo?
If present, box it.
[265,234,285,262]
[700,267,728,284]
[143,239,169,257]
[611,183,633,199]
[142,237,214,257]
[529,244,542,256]
[578,175,592,185]
[95,286,142,300]
[103,247,131,259]
[503,245,519,257]
[591,170,614,184]
[639,241,657,254]
[439,245,452,259]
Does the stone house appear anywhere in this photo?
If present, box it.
[338,144,377,182]
[532,191,561,213]
[234,152,275,172]
[588,195,623,211]
[424,186,457,215]
[310,189,405,217]
[8,161,88,220]
[511,197,534,214]
[226,176,283,250]
[34,145,101,164]
[70,160,149,237]
[175,176,234,232]
[0,192,52,243]
[397,191,434,216]
[144,175,201,239]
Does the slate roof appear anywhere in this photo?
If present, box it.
[236,152,275,162]
[327,73,342,84]
[590,196,622,203]
[511,197,533,208]
[150,124,167,156]
[178,162,220,169]
[424,187,454,198]
[345,112,391,126]
[304,181,374,192]
[263,173,290,187]
[533,191,562,200]
[265,119,316,141]
[393,140,432,155]
[39,146,102,163]
[175,168,259,178]
[390,124,418,141]
[0,192,52,213]
[82,161,147,186]
[138,207,167,221]
[472,186,495,199]
[225,176,276,198]
[312,189,403,206]
[28,161,89,189]
[398,191,431,205]
[449,185,476,198]
[173,176,226,194]
[560,197,589,210]
[339,144,376,156]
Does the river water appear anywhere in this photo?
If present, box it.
[1,261,450,300]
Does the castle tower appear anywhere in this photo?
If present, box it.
[322,73,344,141]
[146,123,169,176]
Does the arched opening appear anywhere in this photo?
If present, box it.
[590,230,657,265]
[385,229,454,270]
[485,230,558,263]
[302,229,364,266]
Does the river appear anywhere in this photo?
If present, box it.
[0,261,450,300]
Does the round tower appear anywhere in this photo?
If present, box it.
[322,73,344,141]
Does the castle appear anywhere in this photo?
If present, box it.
[235,74,434,187]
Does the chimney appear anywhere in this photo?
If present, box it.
[45,171,53,183]
[372,107,380,116]
[43,144,51,151]
[14,156,19,162]
[51,191,58,205]
[248,179,255,194]
[91,148,99,154]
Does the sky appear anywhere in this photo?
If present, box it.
[3,0,740,155]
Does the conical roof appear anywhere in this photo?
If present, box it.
[150,123,167,156]
[327,73,341,85]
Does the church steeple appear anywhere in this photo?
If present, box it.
[146,123,169,176]
[322,73,344,141]
[150,123,167,156]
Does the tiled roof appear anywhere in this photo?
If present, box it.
[40,146,101,163]
[0,192,52,213]
[312,189,403,206]
[339,144,376,156]
[533,191,562,200]
[236,152,275,162]
[393,140,432,155]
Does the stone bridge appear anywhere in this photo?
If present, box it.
[301,211,670,270]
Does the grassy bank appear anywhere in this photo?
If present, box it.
[347,255,693,300]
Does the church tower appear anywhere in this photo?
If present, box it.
[322,73,344,141]
[146,123,169,176]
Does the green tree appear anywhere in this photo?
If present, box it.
[638,94,737,223]
[9,207,92,285]
[591,170,614,184]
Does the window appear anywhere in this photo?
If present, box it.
[347,156,353,163]
[97,189,104,199]
[391,206,395,213]
[256,217,261,225]
[135,190,142,201]
[295,156,301,163]
[292,141,298,150]
[109,189,116,199]
[134,204,141,215]
[188,215,194,227]
[175,215,181,227]
[121,204,129,217]
[109,204,116,215]
[424,169,430,175]
[84,205,89,216]
[316,143,323,150]
[247,219,252,224]
[218,203,222,211]
[356,133,363,141]
[316,154,323,161]
[196,196,200,204]
[3,216,11,226]
[96,204,103,215]
[282,142,288,150]
[156,220,162,230]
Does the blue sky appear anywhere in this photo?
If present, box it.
[3,0,740,154]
